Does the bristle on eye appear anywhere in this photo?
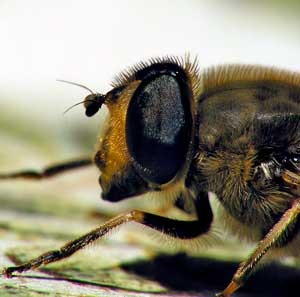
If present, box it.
[111,54,201,99]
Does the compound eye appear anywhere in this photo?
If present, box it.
[126,68,192,185]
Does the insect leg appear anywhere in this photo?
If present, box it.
[217,198,300,297]
[3,192,212,277]
[0,158,92,180]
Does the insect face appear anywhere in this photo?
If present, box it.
[92,60,198,202]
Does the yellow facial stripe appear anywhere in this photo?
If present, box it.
[97,81,141,181]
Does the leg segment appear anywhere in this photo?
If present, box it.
[0,158,92,180]
[217,198,300,297]
[3,192,212,277]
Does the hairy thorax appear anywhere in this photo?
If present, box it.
[195,77,300,236]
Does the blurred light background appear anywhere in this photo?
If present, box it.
[1,0,300,113]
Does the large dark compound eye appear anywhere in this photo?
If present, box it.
[126,63,193,185]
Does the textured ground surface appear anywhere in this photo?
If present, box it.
[0,107,299,297]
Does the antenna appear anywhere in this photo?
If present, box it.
[56,79,95,94]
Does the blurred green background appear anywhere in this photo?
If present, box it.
[0,1,300,296]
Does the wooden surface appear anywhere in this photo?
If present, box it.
[0,107,299,297]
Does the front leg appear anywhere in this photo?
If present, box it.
[217,197,300,297]
[3,192,213,277]
[0,158,92,180]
